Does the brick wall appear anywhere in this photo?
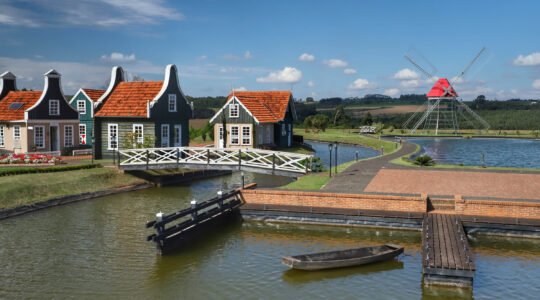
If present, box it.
[239,189,427,212]
[455,195,540,219]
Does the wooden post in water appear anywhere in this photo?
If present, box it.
[241,172,245,189]
[190,200,198,221]
[207,149,210,165]
[217,190,223,209]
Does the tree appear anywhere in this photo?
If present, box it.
[312,114,329,131]
[333,105,345,126]
[474,95,486,109]
[132,75,145,82]
[303,115,314,129]
[361,112,373,126]
[306,97,314,103]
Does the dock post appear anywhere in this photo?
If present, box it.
[146,149,149,170]
[155,211,164,234]
[217,190,223,209]
[238,149,242,170]
[190,200,198,221]
[207,149,210,165]
[241,172,245,189]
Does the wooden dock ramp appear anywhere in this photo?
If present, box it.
[422,213,476,287]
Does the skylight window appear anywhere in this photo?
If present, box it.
[8,103,23,109]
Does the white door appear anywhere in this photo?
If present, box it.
[173,125,182,146]
[218,126,224,148]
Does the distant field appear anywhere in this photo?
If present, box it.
[189,118,209,129]
[317,105,426,116]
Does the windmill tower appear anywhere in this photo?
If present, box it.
[402,47,490,135]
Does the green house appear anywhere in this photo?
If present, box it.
[68,89,104,147]
[93,65,192,158]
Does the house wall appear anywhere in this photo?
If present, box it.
[26,121,79,154]
[213,123,254,148]
[26,76,79,121]
[69,91,93,147]
[149,67,191,147]
[274,103,294,147]
[0,123,28,154]
[95,118,155,158]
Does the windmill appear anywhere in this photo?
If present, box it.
[402,47,490,135]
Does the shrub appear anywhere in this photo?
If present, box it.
[413,155,435,167]
[0,163,101,176]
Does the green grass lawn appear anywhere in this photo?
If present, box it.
[0,168,146,210]
[279,160,360,191]
[295,128,399,154]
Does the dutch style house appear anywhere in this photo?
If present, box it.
[209,91,296,148]
[69,88,105,147]
[93,65,191,158]
[0,70,79,154]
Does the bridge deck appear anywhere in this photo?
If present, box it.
[422,213,476,287]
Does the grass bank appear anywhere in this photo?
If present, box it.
[0,167,146,210]
[294,128,399,154]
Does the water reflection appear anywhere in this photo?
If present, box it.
[306,140,380,167]
[409,137,540,168]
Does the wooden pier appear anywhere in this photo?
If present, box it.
[422,213,476,287]
[146,188,244,254]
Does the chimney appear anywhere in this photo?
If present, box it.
[0,71,17,100]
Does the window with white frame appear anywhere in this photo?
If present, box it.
[79,124,87,145]
[49,99,60,116]
[77,100,86,114]
[281,123,286,136]
[174,126,181,145]
[64,125,74,147]
[108,124,118,150]
[242,126,251,145]
[133,124,144,144]
[13,125,20,141]
[230,125,239,145]
[161,124,169,147]
[34,126,45,149]
[168,94,177,112]
[229,103,239,118]
[0,125,4,147]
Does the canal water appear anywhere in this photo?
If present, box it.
[305,140,381,168]
[1,171,539,299]
[408,137,540,169]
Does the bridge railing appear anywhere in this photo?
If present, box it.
[118,146,313,174]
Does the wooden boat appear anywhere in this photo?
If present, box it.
[281,244,404,271]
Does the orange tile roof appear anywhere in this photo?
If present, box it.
[0,91,42,121]
[82,89,105,102]
[227,91,291,123]
[94,81,163,117]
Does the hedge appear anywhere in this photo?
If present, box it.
[0,164,102,177]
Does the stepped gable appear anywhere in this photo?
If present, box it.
[94,81,163,117]
[427,78,458,98]
[0,91,42,121]
[228,91,291,123]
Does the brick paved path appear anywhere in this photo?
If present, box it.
[365,169,540,200]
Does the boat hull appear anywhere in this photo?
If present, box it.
[281,244,404,271]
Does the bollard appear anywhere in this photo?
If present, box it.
[156,211,164,234]
[380,146,383,156]
[355,151,359,161]
[217,190,223,208]
[190,200,198,220]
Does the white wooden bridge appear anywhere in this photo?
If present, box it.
[117,147,313,177]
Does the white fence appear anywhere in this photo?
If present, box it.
[118,147,313,176]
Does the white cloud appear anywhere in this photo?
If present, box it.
[222,51,253,60]
[391,68,420,80]
[0,0,184,27]
[533,79,540,89]
[311,92,317,97]
[400,79,420,88]
[348,78,377,90]
[256,67,302,83]
[197,55,207,61]
[384,88,400,97]
[322,59,348,68]
[100,52,136,62]
[298,53,315,62]
[343,68,357,75]
[307,81,314,87]
[233,86,247,92]
[450,76,465,84]
[513,52,540,66]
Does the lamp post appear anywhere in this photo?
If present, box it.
[328,143,333,178]
[334,141,338,174]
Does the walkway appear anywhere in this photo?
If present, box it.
[321,142,417,193]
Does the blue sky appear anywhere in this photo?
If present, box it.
[1,0,539,100]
